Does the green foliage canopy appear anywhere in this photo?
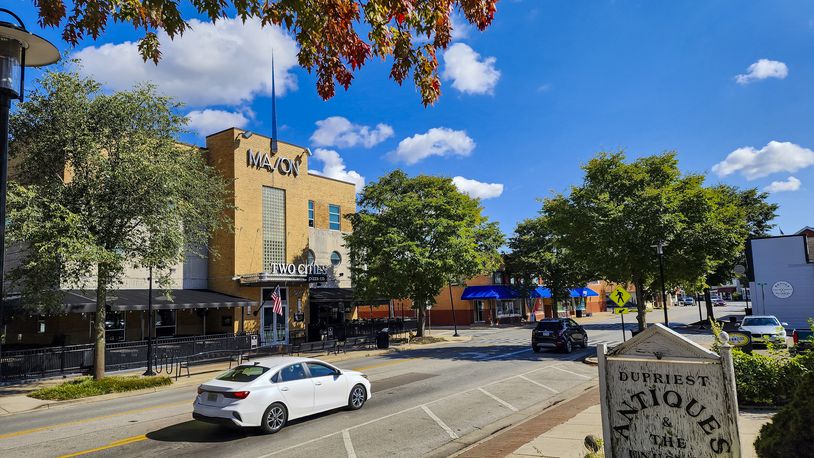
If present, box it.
[344,170,503,336]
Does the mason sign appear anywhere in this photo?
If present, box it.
[247,149,302,177]
[598,324,741,457]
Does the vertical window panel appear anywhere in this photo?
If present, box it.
[263,187,286,270]
[329,204,341,231]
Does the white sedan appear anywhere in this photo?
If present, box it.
[193,356,371,434]
[738,315,789,347]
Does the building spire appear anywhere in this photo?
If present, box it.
[271,50,279,153]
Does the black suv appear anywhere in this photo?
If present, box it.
[532,318,588,353]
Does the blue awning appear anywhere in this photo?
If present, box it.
[530,286,551,298]
[530,286,599,299]
[570,287,599,298]
[460,285,520,300]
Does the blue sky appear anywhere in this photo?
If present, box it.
[8,0,814,236]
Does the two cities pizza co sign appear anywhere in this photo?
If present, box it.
[597,324,742,457]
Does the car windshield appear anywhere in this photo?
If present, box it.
[536,321,562,331]
[216,365,269,382]
[743,318,780,327]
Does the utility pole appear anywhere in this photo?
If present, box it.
[447,283,459,337]
[143,266,155,376]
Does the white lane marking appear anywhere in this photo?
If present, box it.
[342,429,357,458]
[261,360,588,457]
[517,375,558,393]
[552,365,591,379]
[421,405,459,440]
[478,387,518,412]
[481,348,532,360]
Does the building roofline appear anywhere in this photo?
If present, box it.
[307,171,357,188]
[795,226,814,235]
[205,127,309,150]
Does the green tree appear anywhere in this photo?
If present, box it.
[8,70,231,379]
[506,217,593,317]
[33,0,498,106]
[543,152,750,330]
[344,170,503,336]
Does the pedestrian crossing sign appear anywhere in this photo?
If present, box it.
[610,286,631,307]
[613,307,630,315]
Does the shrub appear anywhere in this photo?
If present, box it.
[754,371,814,457]
[29,375,172,400]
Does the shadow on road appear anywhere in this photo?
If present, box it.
[372,344,590,363]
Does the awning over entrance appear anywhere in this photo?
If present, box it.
[309,288,390,306]
[530,286,600,298]
[461,285,520,300]
[2,289,256,313]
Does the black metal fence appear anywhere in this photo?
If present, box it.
[323,318,417,340]
[0,333,256,381]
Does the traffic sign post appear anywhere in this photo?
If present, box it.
[610,287,632,342]
[613,306,630,341]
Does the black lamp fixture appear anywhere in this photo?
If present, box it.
[0,9,59,381]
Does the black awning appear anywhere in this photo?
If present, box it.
[2,289,255,314]
[109,289,256,311]
[309,288,390,306]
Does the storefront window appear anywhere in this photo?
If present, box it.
[496,300,519,318]
[308,200,314,227]
[331,251,342,266]
[155,310,176,338]
[329,204,340,231]
[105,312,126,342]
[307,249,316,265]
[263,187,286,269]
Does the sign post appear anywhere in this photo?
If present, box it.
[610,286,632,342]
[613,307,630,342]
[598,324,741,457]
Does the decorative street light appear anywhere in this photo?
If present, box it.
[0,9,59,380]
[652,241,669,327]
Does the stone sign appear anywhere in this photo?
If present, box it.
[598,324,741,457]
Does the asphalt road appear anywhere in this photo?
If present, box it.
[0,305,731,458]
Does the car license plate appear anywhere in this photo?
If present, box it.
[207,393,218,402]
[541,331,551,336]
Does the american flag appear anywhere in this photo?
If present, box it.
[271,286,283,316]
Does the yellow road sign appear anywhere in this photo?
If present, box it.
[613,307,630,315]
[610,286,631,307]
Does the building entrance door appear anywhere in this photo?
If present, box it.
[474,300,485,322]
[261,287,289,345]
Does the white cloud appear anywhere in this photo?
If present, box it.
[390,127,476,164]
[186,109,249,136]
[452,176,504,199]
[763,176,801,193]
[309,148,365,193]
[310,116,394,148]
[450,13,474,41]
[712,141,814,180]
[735,59,788,84]
[72,17,299,106]
[442,43,500,95]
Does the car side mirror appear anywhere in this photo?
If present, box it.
[782,322,789,327]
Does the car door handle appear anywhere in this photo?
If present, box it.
[280,387,289,391]
[314,382,322,386]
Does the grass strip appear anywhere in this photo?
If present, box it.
[28,375,172,401]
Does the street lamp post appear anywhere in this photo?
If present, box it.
[653,241,669,326]
[0,10,59,380]
[143,266,155,376]
[447,283,459,337]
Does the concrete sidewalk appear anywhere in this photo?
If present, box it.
[458,386,774,458]
[0,330,470,416]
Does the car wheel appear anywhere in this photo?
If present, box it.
[532,345,541,353]
[260,402,287,434]
[348,384,367,410]
[581,336,588,349]
[564,339,573,353]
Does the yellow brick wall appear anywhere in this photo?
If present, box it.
[205,128,356,337]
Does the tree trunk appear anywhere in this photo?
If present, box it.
[634,278,647,331]
[551,290,558,318]
[93,266,108,380]
[704,287,714,322]
[415,299,425,337]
